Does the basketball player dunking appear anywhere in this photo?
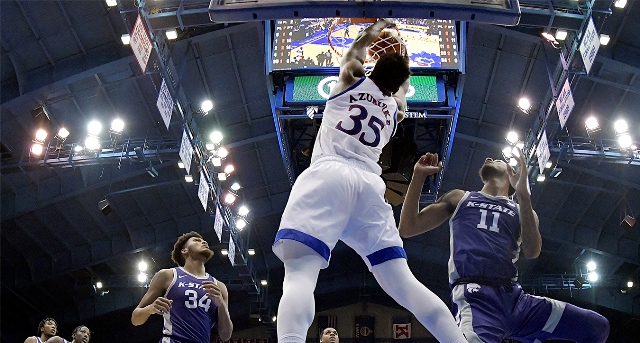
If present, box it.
[399,150,610,342]
[131,232,233,343]
[272,18,467,343]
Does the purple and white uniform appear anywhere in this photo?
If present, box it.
[273,77,406,270]
[161,267,218,343]
[449,191,609,343]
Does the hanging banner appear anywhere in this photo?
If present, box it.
[537,130,550,172]
[555,79,575,129]
[179,129,193,174]
[228,236,236,266]
[579,17,600,74]
[354,316,374,343]
[393,324,411,340]
[198,171,210,210]
[214,205,223,243]
[156,78,174,130]
[130,14,153,73]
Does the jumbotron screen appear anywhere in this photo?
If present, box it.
[272,18,459,71]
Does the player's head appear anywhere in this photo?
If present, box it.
[479,158,512,182]
[172,231,213,266]
[369,52,411,95]
[71,325,91,343]
[37,318,57,337]
[320,327,339,343]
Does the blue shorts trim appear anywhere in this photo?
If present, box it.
[366,246,407,266]
[274,229,331,261]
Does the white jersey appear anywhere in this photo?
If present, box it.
[312,77,398,175]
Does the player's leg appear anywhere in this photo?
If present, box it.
[451,284,508,343]
[276,241,326,343]
[511,292,609,343]
[370,259,467,343]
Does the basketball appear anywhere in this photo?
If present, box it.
[368,30,406,61]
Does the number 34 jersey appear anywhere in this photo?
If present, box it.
[312,77,398,175]
[448,191,522,284]
[162,267,218,343]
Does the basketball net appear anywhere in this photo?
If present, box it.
[327,18,407,75]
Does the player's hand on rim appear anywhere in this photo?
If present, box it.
[414,153,443,178]
[150,296,172,315]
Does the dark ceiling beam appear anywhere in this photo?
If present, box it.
[1,37,26,96]
[510,42,541,127]
[579,74,640,94]
[56,0,87,55]
[15,1,56,67]
[557,161,640,192]
[477,34,504,125]
[225,33,252,126]
[546,178,624,195]
[189,41,222,127]
[610,0,632,47]
[53,202,101,245]
[130,75,164,138]
[613,74,637,114]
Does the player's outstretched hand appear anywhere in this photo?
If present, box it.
[150,296,172,315]
[507,147,530,195]
[202,281,225,307]
[379,18,396,28]
[414,153,443,178]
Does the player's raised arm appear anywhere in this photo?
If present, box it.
[341,19,395,67]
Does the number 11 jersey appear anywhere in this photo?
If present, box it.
[312,77,398,175]
[162,267,218,343]
[448,191,522,284]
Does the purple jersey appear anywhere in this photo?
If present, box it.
[448,191,521,284]
[162,267,218,343]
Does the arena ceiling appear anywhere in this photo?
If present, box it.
[1,0,639,342]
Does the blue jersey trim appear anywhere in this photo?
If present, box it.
[367,246,407,266]
[328,77,366,101]
[274,229,331,261]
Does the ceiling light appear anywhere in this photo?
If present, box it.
[212,157,222,166]
[95,281,103,289]
[137,272,147,283]
[210,131,223,144]
[618,134,632,149]
[74,145,84,153]
[614,0,627,8]
[272,316,277,322]
[545,161,552,169]
[105,0,118,6]
[506,131,519,145]
[599,34,610,46]
[121,34,130,45]
[57,128,70,139]
[627,281,634,288]
[185,175,194,182]
[201,100,214,113]
[586,261,596,271]
[224,165,235,174]
[31,143,44,155]
[206,143,215,151]
[224,193,236,204]
[585,116,599,132]
[587,272,598,282]
[517,97,530,111]
[87,120,102,135]
[85,136,101,150]
[221,249,228,255]
[138,261,148,271]
[536,174,545,182]
[235,218,247,230]
[230,182,241,191]
[218,172,227,181]
[614,119,629,134]
[166,29,178,40]
[509,158,518,167]
[261,279,268,286]
[178,161,185,168]
[110,118,125,133]
[541,31,560,48]
[217,146,229,158]
[35,129,48,142]
[247,249,255,255]
[502,147,513,159]
[555,30,568,41]
[238,205,249,216]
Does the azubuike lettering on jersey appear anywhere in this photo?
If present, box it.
[349,93,392,125]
